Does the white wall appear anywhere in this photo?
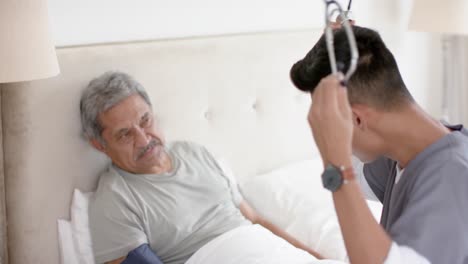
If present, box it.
[47,0,443,116]
[48,0,325,46]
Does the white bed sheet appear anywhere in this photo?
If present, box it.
[186,224,344,264]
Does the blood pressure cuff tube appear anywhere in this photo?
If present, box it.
[121,244,163,264]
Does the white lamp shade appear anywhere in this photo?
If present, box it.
[0,0,60,83]
[409,0,468,35]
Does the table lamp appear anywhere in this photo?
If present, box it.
[0,0,60,262]
[409,0,468,122]
[0,0,60,83]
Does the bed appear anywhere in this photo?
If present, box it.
[0,29,380,264]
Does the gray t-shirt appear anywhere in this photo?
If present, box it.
[89,141,251,264]
[364,125,468,263]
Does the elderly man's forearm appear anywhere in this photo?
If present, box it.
[257,217,323,259]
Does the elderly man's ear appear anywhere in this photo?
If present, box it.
[90,139,106,153]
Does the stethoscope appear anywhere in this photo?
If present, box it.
[323,0,359,85]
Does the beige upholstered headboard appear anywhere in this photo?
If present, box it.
[0,29,322,264]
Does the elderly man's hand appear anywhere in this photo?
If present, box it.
[308,74,353,169]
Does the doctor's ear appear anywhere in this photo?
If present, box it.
[352,111,365,129]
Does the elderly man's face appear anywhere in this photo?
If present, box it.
[91,94,168,174]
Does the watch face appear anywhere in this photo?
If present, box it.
[322,165,344,192]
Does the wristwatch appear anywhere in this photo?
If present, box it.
[321,164,355,192]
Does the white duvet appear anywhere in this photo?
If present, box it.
[186,224,345,264]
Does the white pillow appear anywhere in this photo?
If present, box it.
[57,189,95,264]
[57,219,80,264]
[240,159,382,261]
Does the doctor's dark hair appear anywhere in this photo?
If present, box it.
[290,26,413,109]
[80,71,152,144]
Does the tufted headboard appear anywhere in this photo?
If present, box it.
[0,29,322,263]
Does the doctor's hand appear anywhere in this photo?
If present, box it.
[329,18,355,30]
[308,74,353,169]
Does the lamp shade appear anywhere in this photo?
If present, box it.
[409,0,468,35]
[0,0,60,83]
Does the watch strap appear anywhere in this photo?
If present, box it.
[339,165,356,183]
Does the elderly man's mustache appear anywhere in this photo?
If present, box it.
[135,139,163,160]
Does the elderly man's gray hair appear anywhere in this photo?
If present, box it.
[80,71,152,143]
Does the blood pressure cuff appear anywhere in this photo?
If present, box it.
[121,244,163,264]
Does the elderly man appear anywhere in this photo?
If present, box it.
[81,72,324,264]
